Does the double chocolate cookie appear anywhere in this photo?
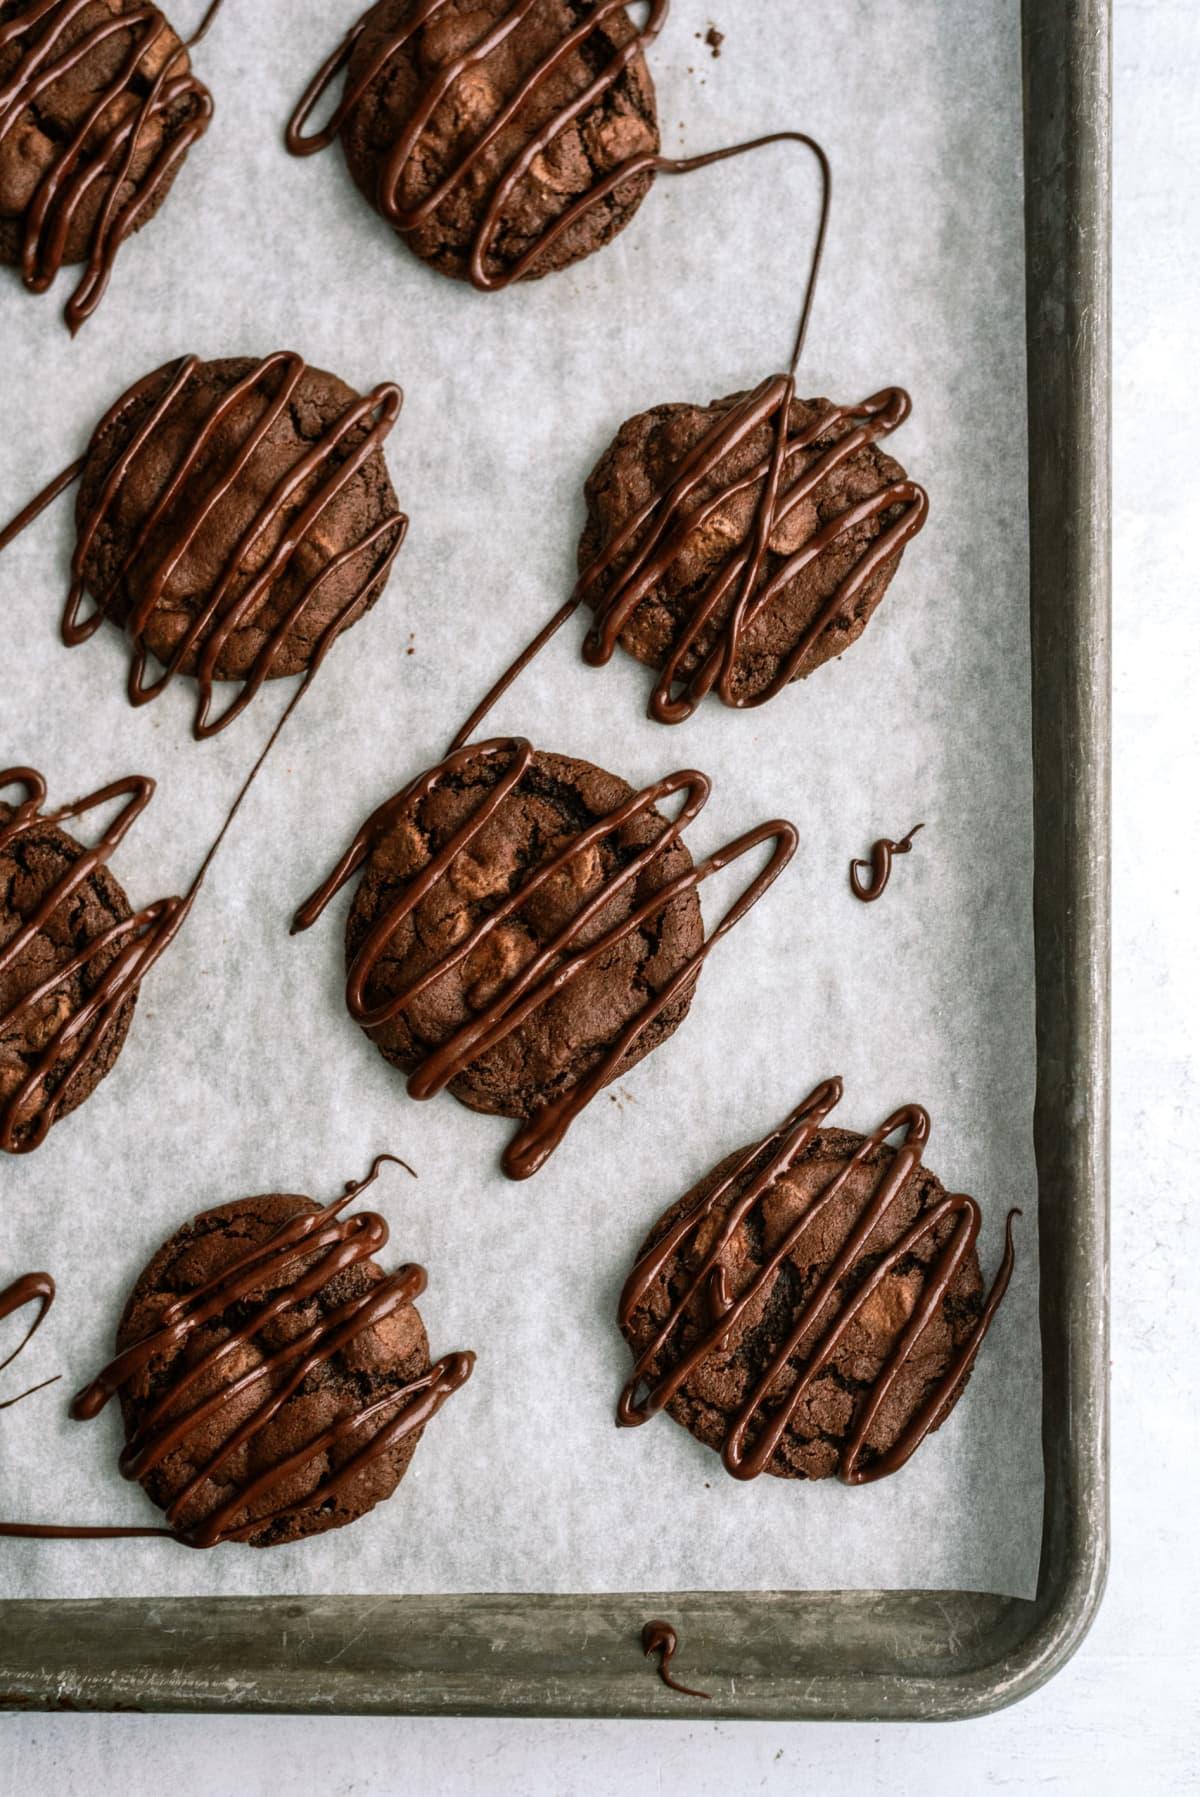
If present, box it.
[0,770,144,1154]
[617,1079,1017,1484]
[69,1163,475,1547]
[288,0,662,289]
[293,737,797,1179]
[0,0,214,332]
[19,353,407,738]
[577,381,929,722]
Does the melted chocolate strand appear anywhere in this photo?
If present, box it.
[849,823,924,903]
[0,1155,475,1546]
[0,1272,59,1408]
[185,0,225,47]
[641,1620,710,1700]
[0,354,408,738]
[292,737,797,1180]
[0,1,215,333]
[617,1079,1019,1484]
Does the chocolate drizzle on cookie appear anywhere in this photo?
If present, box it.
[0,1271,59,1408]
[641,1619,710,1699]
[0,353,408,739]
[0,767,191,1153]
[578,384,928,724]
[0,1156,475,1546]
[0,1,217,333]
[291,736,797,1180]
[617,1078,1018,1484]
[849,823,923,903]
[287,0,672,288]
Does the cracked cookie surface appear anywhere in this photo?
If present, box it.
[345,745,705,1120]
[0,808,137,1147]
[338,0,660,283]
[619,1127,986,1480]
[116,1192,433,1547]
[74,355,401,682]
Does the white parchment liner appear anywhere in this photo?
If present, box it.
[0,0,1040,1600]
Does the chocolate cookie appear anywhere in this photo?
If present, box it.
[289,0,661,288]
[294,736,798,1179]
[68,352,407,736]
[0,0,214,332]
[617,1079,1017,1484]
[87,1169,475,1548]
[346,741,703,1130]
[577,382,929,722]
[0,789,137,1153]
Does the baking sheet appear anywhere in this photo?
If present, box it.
[0,0,1039,1601]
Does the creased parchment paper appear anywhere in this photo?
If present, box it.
[0,0,1039,1601]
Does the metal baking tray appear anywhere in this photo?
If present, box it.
[0,0,1109,1720]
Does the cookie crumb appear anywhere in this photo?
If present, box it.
[705,25,724,57]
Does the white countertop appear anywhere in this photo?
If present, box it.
[3,1,1197,1788]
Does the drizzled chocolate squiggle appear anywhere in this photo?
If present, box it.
[849,823,924,903]
[0,0,216,333]
[0,767,190,1154]
[0,353,408,739]
[0,1156,475,1546]
[617,1078,1018,1484]
[641,1620,710,1700]
[291,736,798,1180]
[0,1271,59,1408]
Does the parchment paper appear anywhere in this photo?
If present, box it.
[0,0,1039,1601]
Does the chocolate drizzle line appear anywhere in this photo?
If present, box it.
[617,1078,1019,1484]
[0,1272,59,1408]
[641,1619,710,1700]
[0,1,218,333]
[849,823,924,903]
[291,736,797,1180]
[0,352,409,739]
[0,1154,476,1546]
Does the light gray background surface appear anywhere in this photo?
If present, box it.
[2,0,1197,1789]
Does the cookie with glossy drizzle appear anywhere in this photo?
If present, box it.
[617,1078,1018,1484]
[0,0,224,332]
[0,1156,475,1546]
[0,351,408,739]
